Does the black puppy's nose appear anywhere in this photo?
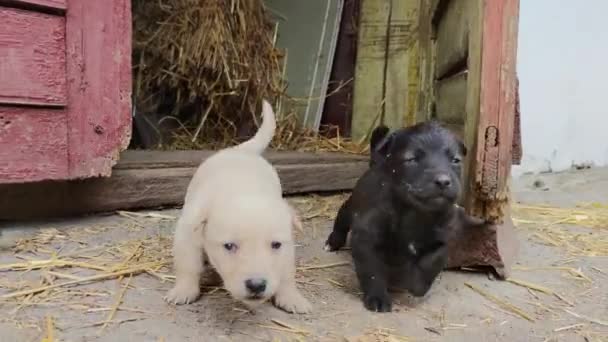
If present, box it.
[245,278,267,294]
[434,174,452,189]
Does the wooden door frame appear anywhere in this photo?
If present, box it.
[466,0,519,221]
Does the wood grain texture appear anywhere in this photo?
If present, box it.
[0,151,368,219]
[512,76,522,165]
[351,0,390,140]
[1,0,67,11]
[115,150,367,170]
[404,34,419,126]
[0,107,68,182]
[415,0,435,123]
[384,0,418,130]
[435,71,467,124]
[65,0,132,179]
[461,0,483,208]
[0,7,67,106]
[469,0,519,221]
[435,0,470,79]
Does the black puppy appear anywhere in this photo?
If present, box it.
[325,121,486,312]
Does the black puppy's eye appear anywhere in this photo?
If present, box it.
[403,156,418,164]
[223,243,237,252]
[271,241,282,250]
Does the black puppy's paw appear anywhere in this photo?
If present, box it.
[363,291,392,312]
[324,232,346,252]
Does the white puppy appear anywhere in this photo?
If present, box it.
[165,100,311,314]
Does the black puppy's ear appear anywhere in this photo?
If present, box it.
[459,141,467,157]
[369,125,394,167]
[370,125,390,151]
[374,130,396,157]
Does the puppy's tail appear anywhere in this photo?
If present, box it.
[233,100,276,154]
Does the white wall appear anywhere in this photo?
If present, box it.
[513,0,608,176]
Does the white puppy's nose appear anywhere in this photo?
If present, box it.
[245,278,267,294]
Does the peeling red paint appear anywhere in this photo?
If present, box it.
[0,7,67,106]
[65,0,132,179]
[6,1,67,11]
[0,0,132,184]
[469,0,520,220]
[0,107,68,182]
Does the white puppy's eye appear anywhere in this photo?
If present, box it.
[451,156,461,164]
[271,241,282,250]
[223,243,237,252]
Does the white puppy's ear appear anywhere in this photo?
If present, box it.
[192,218,208,233]
[287,203,303,233]
[181,204,209,235]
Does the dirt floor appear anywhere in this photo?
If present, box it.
[0,167,607,342]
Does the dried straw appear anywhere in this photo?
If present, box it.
[512,203,608,256]
[41,316,54,342]
[465,282,535,322]
[346,328,412,342]
[297,261,350,271]
[132,0,366,153]
[563,309,608,327]
[1,267,151,300]
[133,0,284,145]
[98,276,132,334]
[257,319,310,336]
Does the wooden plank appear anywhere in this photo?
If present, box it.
[461,0,483,206]
[415,0,435,123]
[435,0,470,79]
[351,0,390,140]
[0,152,368,219]
[404,32,419,126]
[469,0,519,218]
[435,71,467,124]
[65,0,132,179]
[0,107,68,183]
[115,150,367,170]
[0,0,67,11]
[384,0,418,130]
[0,7,67,106]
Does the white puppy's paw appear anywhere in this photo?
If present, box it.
[164,283,200,305]
[273,289,312,314]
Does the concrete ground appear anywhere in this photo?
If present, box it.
[0,168,606,342]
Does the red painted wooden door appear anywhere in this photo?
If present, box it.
[0,0,131,184]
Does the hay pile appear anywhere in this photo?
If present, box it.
[132,0,364,153]
[133,0,282,145]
